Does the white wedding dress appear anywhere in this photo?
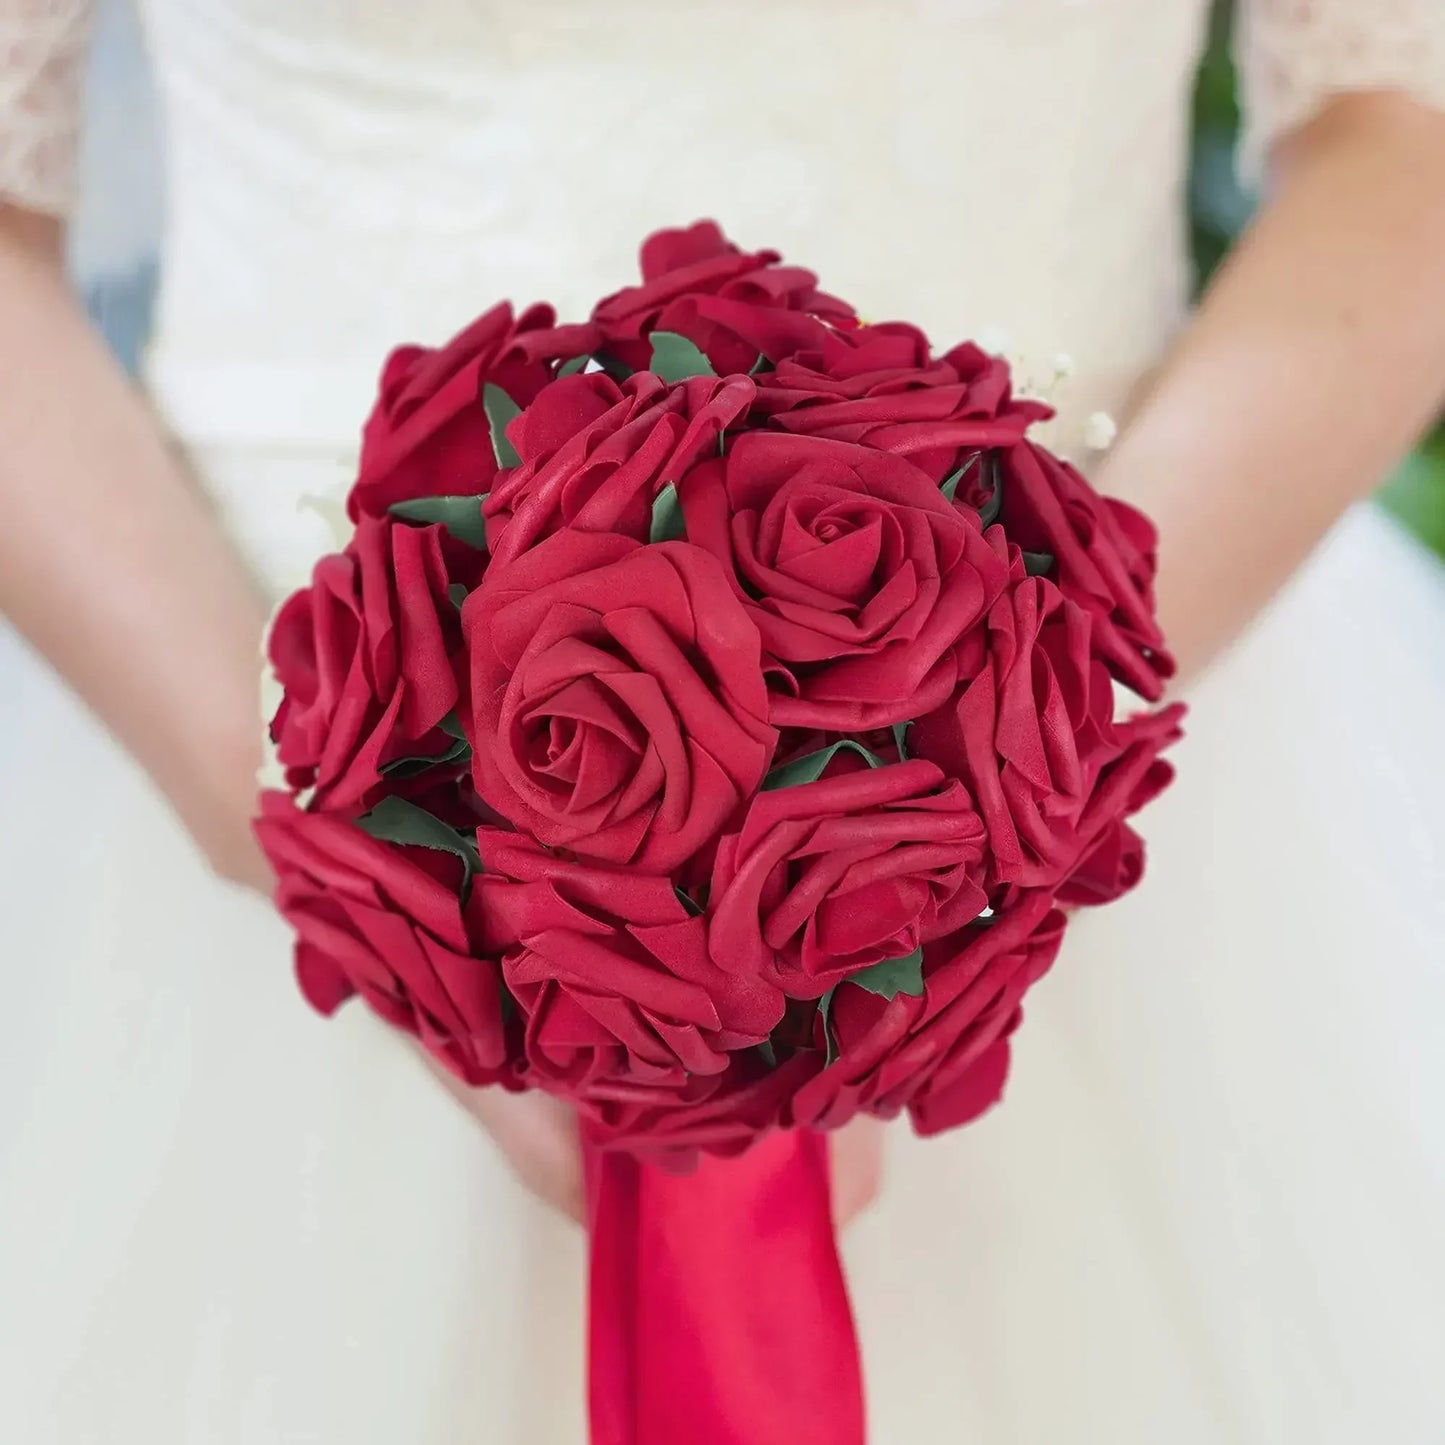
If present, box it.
[3,2,1444,1441]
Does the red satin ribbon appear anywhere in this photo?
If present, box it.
[585,1129,866,1445]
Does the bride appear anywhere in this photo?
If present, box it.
[2,2,1443,1440]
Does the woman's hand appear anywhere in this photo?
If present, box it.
[423,1052,885,1227]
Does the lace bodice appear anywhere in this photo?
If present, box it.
[1238,0,1445,172]
[0,0,91,216]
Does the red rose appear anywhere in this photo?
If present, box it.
[911,575,1184,893]
[582,1055,819,1166]
[752,328,1050,482]
[791,892,1064,1133]
[349,302,598,520]
[707,758,989,1000]
[1055,820,1146,908]
[678,432,1012,729]
[991,441,1174,698]
[464,530,775,871]
[592,220,853,375]
[484,371,753,563]
[468,832,783,1103]
[254,793,508,1086]
[268,516,463,812]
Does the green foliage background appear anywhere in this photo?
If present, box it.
[1190,0,1445,558]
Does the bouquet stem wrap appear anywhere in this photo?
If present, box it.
[585,1129,865,1445]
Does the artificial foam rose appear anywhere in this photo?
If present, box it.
[992,441,1175,698]
[468,832,783,1100]
[592,220,854,376]
[254,793,509,1086]
[484,370,754,563]
[1055,819,1147,907]
[464,530,776,872]
[751,327,1051,483]
[349,302,598,520]
[707,758,989,1000]
[911,574,1185,894]
[791,892,1064,1134]
[268,516,464,812]
[582,1055,821,1165]
[678,432,1012,729]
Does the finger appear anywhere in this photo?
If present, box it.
[418,1051,585,1223]
[829,1115,886,1229]
[467,1087,585,1223]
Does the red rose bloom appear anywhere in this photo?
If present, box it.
[465,530,776,871]
[583,1055,819,1165]
[349,301,598,520]
[791,892,1064,1134]
[679,432,1012,729]
[1055,820,1148,908]
[484,370,753,563]
[468,832,783,1102]
[255,793,508,1087]
[707,758,989,1000]
[593,220,853,376]
[911,575,1184,894]
[268,516,463,812]
[260,224,1189,1179]
[752,328,1050,483]
[991,441,1174,698]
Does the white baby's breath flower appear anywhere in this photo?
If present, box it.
[1083,410,1118,451]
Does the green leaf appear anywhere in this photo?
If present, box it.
[756,1038,779,1069]
[673,885,705,917]
[939,462,969,504]
[355,797,481,887]
[817,989,839,1065]
[977,456,1004,528]
[891,721,912,762]
[448,583,469,611]
[648,331,717,383]
[380,711,472,777]
[748,353,774,376]
[847,947,925,1000]
[650,481,686,544]
[388,494,488,552]
[556,355,590,378]
[762,738,885,791]
[1022,550,1054,577]
[941,451,987,505]
[379,733,471,779]
[482,383,523,469]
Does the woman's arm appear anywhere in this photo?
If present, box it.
[1099,92,1445,682]
[0,204,271,885]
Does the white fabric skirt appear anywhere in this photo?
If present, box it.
[1,445,1442,1443]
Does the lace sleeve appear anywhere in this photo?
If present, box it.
[1237,0,1445,177]
[0,0,94,216]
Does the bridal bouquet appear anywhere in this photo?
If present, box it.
[257,222,1182,1444]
